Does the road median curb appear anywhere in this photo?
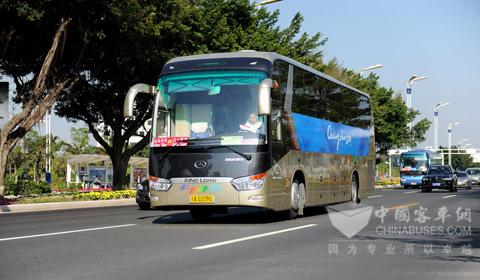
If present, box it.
[375,184,402,189]
[0,198,136,214]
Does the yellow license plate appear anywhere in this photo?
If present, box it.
[189,195,215,203]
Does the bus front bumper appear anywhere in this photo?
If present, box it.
[400,176,423,187]
[148,180,269,209]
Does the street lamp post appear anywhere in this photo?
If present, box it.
[434,102,450,151]
[44,111,52,184]
[448,122,460,166]
[405,75,427,131]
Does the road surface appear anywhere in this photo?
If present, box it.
[1,187,478,280]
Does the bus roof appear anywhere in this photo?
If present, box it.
[164,51,371,99]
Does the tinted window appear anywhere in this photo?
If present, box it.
[355,95,372,128]
[466,169,480,175]
[325,80,343,123]
[292,67,326,119]
[342,87,357,126]
[340,87,371,129]
[457,172,468,178]
[291,68,370,127]
[428,166,452,174]
[271,60,288,108]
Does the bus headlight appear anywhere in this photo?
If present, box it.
[149,176,172,191]
[231,173,267,191]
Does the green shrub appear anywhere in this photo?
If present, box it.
[51,182,81,192]
[5,180,51,196]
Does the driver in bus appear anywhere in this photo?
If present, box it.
[239,113,263,133]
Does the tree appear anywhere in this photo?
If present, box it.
[6,130,64,183]
[0,3,77,196]
[52,0,326,189]
[64,127,96,155]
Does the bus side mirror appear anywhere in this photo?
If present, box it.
[258,78,272,115]
[124,83,158,119]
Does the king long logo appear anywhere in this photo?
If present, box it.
[327,125,352,151]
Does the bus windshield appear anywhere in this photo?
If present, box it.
[153,70,268,146]
[400,153,428,172]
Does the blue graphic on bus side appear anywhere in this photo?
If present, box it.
[291,113,370,156]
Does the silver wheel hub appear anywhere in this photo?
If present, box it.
[352,179,358,201]
[291,182,300,210]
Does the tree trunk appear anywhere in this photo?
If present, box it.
[0,144,10,197]
[0,18,73,197]
[111,153,129,190]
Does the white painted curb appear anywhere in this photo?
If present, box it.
[0,198,136,214]
[375,184,401,189]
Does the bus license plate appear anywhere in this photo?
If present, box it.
[189,195,214,203]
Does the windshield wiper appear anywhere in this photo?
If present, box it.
[207,145,252,161]
[187,136,224,143]
[159,137,252,161]
[158,137,223,160]
[158,140,189,161]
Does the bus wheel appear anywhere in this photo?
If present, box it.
[289,180,306,219]
[351,175,360,203]
[190,209,212,222]
[137,202,151,210]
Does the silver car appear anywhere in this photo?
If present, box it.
[466,168,480,185]
[456,171,472,189]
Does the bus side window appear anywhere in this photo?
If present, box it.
[272,61,288,142]
[271,61,292,161]
[312,76,326,119]
[326,80,343,124]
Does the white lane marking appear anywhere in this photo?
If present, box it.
[442,195,457,199]
[368,195,383,199]
[0,224,136,242]
[405,191,419,194]
[193,224,318,250]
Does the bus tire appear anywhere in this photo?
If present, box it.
[190,209,212,221]
[351,175,360,203]
[289,180,306,220]
[138,202,151,210]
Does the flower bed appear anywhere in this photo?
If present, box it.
[375,177,401,186]
[73,190,135,200]
[2,190,136,205]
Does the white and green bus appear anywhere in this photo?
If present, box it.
[124,51,375,220]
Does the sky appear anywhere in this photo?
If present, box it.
[7,0,480,148]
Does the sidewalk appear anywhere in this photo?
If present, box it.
[0,198,136,214]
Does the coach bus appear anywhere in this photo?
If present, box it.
[124,51,375,220]
[400,150,443,188]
